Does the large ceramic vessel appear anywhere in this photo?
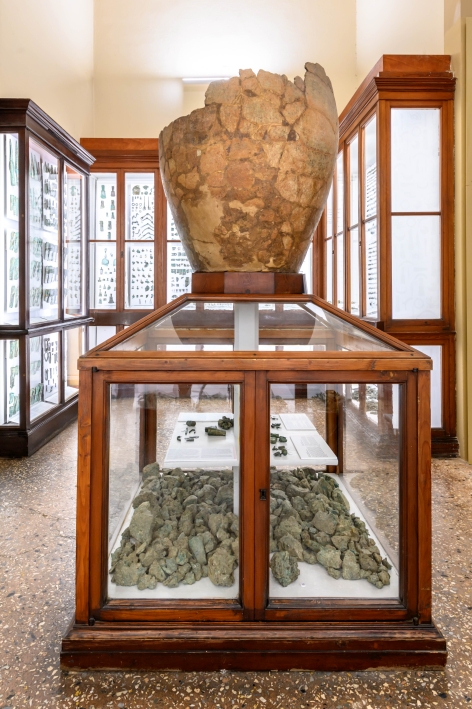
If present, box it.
[159,63,338,272]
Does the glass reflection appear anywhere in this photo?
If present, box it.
[108,382,240,600]
[1,134,20,326]
[110,299,397,353]
[268,382,400,599]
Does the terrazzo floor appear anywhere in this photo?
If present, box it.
[0,422,471,708]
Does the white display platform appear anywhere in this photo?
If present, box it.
[108,411,395,601]
[164,412,239,469]
[270,413,338,467]
[269,473,399,599]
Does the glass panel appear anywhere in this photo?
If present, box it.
[29,139,59,324]
[1,339,20,424]
[336,152,344,233]
[30,332,59,422]
[336,233,344,310]
[110,300,397,353]
[88,325,117,350]
[364,116,377,219]
[108,382,240,599]
[94,174,117,241]
[167,202,180,240]
[412,344,442,428]
[64,326,86,401]
[326,183,333,237]
[350,227,359,315]
[391,216,441,319]
[349,136,358,227]
[125,173,154,241]
[90,242,117,309]
[391,108,440,213]
[1,135,20,325]
[325,239,333,304]
[64,165,84,317]
[167,241,192,302]
[365,219,378,319]
[268,382,400,600]
[300,244,313,294]
[125,243,154,309]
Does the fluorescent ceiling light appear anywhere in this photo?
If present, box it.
[182,77,230,84]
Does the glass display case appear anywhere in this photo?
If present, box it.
[62,278,445,671]
[317,55,457,457]
[0,99,93,456]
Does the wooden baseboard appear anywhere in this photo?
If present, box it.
[61,620,446,671]
[0,398,78,457]
[432,434,459,458]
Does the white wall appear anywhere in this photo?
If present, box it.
[93,0,357,136]
[0,0,94,140]
[356,0,444,80]
[0,1,447,138]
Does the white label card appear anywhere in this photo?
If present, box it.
[279,414,316,430]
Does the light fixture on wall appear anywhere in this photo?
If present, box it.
[182,77,230,84]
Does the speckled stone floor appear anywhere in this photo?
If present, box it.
[1,422,472,708]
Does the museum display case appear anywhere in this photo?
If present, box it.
[61,277,445,671]
[316,55,457,457]
[0,99,94,456]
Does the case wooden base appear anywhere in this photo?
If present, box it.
[432,434,459,458]
[61,621,447,671]
[192,272,306,295]
[0,397,78,457]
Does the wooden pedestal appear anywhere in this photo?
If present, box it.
[61,621,446,671]
[192,272,306,295]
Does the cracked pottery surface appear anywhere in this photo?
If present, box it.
[159,64,338,272]
[0,420,472,707]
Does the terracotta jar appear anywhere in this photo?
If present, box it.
[159,63,338,273]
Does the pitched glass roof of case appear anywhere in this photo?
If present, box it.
[108,297,399,353]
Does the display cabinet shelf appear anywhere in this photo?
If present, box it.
[62,276,445,671]
[316,55,457,457]
[0,99,94,456]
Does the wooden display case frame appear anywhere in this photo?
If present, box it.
[0,100,94,456]
[315,55,458,457]
[61,289,446,671]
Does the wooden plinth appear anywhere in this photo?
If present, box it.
[191,272,306,295]
[61,621,446,671]
[0,398,78,458]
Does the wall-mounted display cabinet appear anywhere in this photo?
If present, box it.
[317,55,457,457]
[0,99,94,456]
[61,278,445,670]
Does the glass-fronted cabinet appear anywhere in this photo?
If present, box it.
[81,139,166,350]
[62,278,446,671]
[0,99,93,456]
[317,55,457,457]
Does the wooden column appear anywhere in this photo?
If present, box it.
[139,392,157,471]
[326,388,344,474]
